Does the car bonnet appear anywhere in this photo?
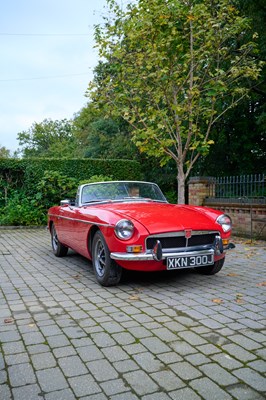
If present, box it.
[101,202,219,235]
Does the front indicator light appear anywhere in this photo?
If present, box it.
[126,245,143,253]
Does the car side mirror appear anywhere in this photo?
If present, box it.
[60,199,73,206]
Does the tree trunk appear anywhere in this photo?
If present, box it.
[177,163,185,204]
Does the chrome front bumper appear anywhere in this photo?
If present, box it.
[110,240,235,262]
[111,248,215,261]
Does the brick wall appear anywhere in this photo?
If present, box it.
[188,177,213,206]
[204,203,266,240]
[188,177,266,240]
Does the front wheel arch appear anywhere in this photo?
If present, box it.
[88,225,100,257]
[92,230,122,286]
[50,223,68,257]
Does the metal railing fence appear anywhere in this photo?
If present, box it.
[208,174,265,202]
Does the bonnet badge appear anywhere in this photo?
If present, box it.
[185,229,192,239]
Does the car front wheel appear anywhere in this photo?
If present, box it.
[92,231,122,286]
[51,223,68,257]
[195,258,225,275]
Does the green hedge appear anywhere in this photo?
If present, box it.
[0,158,142,226]
[0,157,142,193]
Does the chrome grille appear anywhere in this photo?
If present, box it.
[146,232,218,250]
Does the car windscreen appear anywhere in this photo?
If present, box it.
[81,182,167,204]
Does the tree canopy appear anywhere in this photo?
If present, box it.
[88,0,263,203]
[17,118,80,158]
[74,104,139,159]
[0,146,11,158]
[198,0,266,176]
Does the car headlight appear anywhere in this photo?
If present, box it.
[217,214,232,233]
[114,219,134,240]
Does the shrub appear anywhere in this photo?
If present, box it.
[164,189,177,204]
[78,174,114,185]
[36,170,78,209]
[0,190,46,226]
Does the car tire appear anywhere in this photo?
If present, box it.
[92,231,122,286]
[51,223,68,257]
[195,258,225,275]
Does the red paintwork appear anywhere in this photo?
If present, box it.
[48,200,231,272]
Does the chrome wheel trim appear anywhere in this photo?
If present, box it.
[94,239,106,277]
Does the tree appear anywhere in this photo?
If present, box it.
[195,100,266,176]
[17,118,79,158]
[74,102,139,159]
[0,146,11,158]
[88,0,263,203]
[198,0,266,176]
[83,117,139,159]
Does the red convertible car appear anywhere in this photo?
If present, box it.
[48,181,234,286]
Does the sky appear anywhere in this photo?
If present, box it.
[0,0,114,153]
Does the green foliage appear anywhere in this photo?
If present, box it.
[193,0,266,176]
[0,158,142,226]
[36,171,78,209]
[164,189,177,204]
[17,118,80,158]
[0,146,11,158]
[73,102,139,160]
[89,0,263,203]
[84,118,138,160]
[0,190,46,226]
[0,157,141,195]
[78,175,114,185]
[196,97,266,175]
[0,159,26,208]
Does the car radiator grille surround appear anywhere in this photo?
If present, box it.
[146,233,218,250]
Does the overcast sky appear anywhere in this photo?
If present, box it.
[0,0,113,152]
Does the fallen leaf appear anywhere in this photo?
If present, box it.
[227,273,239,277]
[235,293,244,303]
[257,281,266,287]
[28,323,36,328]
[4,318,14,324]
[129,295,140,301]
[212,298,224,304]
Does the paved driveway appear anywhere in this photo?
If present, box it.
[0,229,265,400]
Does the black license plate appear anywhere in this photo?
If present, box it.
[167,254,214,270]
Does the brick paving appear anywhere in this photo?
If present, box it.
[0,228,265,400]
